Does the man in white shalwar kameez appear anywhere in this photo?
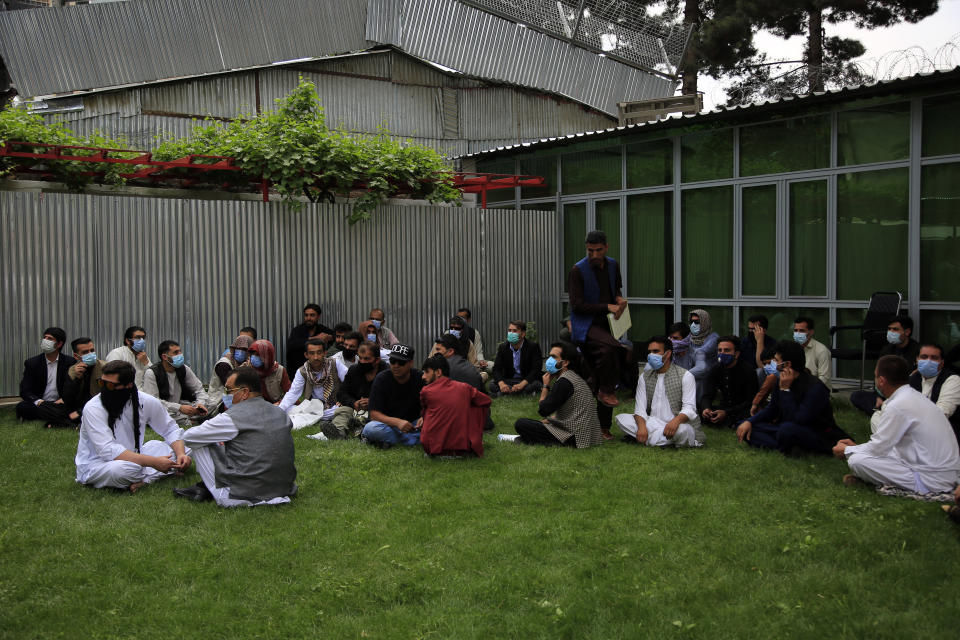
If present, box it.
[834,355,960,493]
[615,335,704,447]
[75,361,190,492]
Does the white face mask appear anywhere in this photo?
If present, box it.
[40,338,56,354]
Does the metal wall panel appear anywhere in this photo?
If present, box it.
[139,74,258,119]
[0,191,561,396]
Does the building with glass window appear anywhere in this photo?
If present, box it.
[464,68,960,378]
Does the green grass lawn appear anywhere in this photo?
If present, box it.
[0,396,957,639]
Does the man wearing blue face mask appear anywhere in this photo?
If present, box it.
[700,336,760,428]
[489,321,543,397]
[791,316,831,389]
[850,315,920,415]
[142,340,211,426]
[615,336,703,447]
[368,308,400,348]
[16,326,77,427]
[64,337,107,420]
[208,335,253,407]
[908,343,960,439]
[105,325,152,388]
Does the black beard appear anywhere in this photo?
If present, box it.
[101,389,133,428]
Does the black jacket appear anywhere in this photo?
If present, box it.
[19,353,76,404]
[285,322,334,373]
[491,340,543,385]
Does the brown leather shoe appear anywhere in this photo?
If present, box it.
[842,474,863,487]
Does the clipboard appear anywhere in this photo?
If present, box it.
[607,306,631,340]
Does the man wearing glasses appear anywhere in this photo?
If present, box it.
[360,344,424,448]
[74,361,190,493]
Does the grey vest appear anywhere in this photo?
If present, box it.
[545,370,603,448]
[643,364,704,443]
[213,396,297,502]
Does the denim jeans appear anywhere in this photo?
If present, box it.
[361,420,421,446]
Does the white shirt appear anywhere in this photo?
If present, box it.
[473,329,486,362]
[75,392,183,472]
[41,354,60,402]
[633,368,698,423]
[846,385,960,477]
[182,411,239,447]
[803,338,831,388]
[141,365,211,416]
[279,367,334,412]
[104,346,152,388]
[330,351,357,382]
[920,372,960,420]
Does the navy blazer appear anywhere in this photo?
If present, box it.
[19,353,77,404]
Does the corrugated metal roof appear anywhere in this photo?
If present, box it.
[460,65,960,159]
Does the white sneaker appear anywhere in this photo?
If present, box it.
[497,434,521,442]
[307,432,329,441]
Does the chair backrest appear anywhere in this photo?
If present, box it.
[862,292,902,335]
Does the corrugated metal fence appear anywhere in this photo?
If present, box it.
[0,191,562,396]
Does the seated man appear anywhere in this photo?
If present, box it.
[910,343,960,438]
[834,355,960,493]
[750,347,779,416]
[434,334,483,392]
[667,323,696,371]
[75,361,191,492]
[368,308,400,347]
[361,344,424,448]
[740,314,777,370]
[736,340,849,455]
[792,316,831,389]
[489,321,543,397]
[327,322,353,355]
[447,315,482,368]
[16,326,77,427]
[286,303,334,373]
[105,325,152,388]
[850,314,921,415]
[419,355,492,458]
[511,342,603,448]
[64,337,106,419]
[700,335,760,428]
[330,331,362,382]
[615,335,704,447]
[208,335,253,407]
[279,337,340,419]
[359,320,393,361]
[331,342,386,438]
[456,307,492,374]
[176,368,298,507]
[142,340,211,426]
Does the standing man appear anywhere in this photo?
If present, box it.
[175,368,297,507]
[142,340,211,426]
[285,303,334,373]
[64,337,106,418]
[615,336,704,447]
[368,308,400,347]
[834,355,960,493]
[792,316,832,389]
[567,230,627,408]
[16,326,77,427]
[850,315,921,415]
[489,321,543,397]
[75,361,190,492]
[419,355,492,458]
[360,344,424,448]
[105,325,152,388]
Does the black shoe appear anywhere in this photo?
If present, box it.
[173,482,213,502]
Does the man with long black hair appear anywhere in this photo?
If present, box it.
[75,361,190,493]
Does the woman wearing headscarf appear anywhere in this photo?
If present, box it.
[248,339,291,404]
[208,335,254,406]
[687,309,719,406]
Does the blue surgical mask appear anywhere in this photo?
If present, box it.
[917,359,940,379]
[223,393,234,410]
[234,349,247,363]
[366,333,377,343]
[449,329,462,339]
[170,354,185,368]
[222,348,231,357]
[718,353,735,366]
[250,354,263,368]
[793,332,807,345]
[371,319,382,330]
[647,353,664,370]
[545,356,560,374]
[886,330,901,345]
[131,338,146,352]
[81,352,98,366]
[507,331,520,344]
[689,322,701,336]
[763,361,778,376]
[875,383,886,399]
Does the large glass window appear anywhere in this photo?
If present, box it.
[561,146,622,194]
[921,162,960,302]
[788,180,827,297]
[741,185,777,296]
[628,304,673,344]
[739,307,829,348]
[740,115,830,177]
[626,192,672,298]
[922,93,960,157]
[682,306,733,336]
[681,187,733,298]
[519,154,557,199]
[520,202,556,212]
[563,203,587,269]
[476,158,516,204]
[834,307,878,380]
[680,130,733,183]
[836,168,909,300]
[921,310,960,356]
[837,102,910,166]
[595,199,621,263]
[626,139,672,188]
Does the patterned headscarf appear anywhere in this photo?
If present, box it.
[225,334,254,368]
[249,339,279,377]
[688,308,713,348]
